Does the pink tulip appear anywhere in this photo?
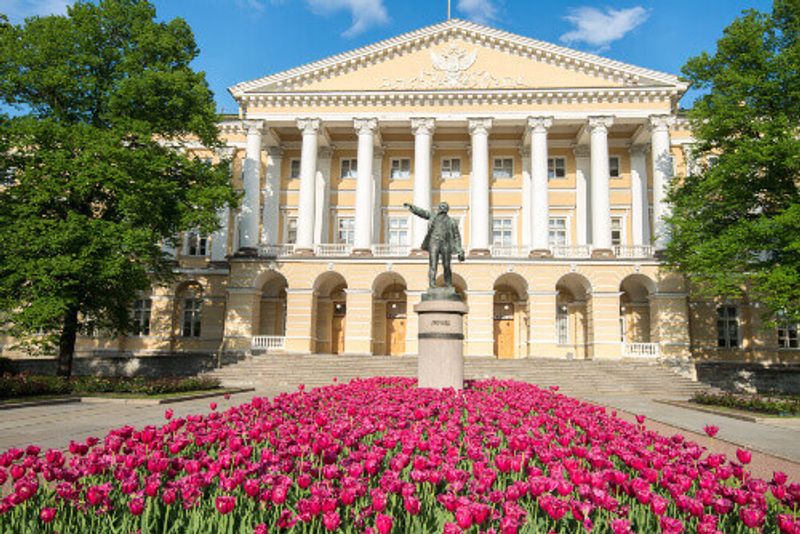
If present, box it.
[322,510,340,531]
[703,425,719,437]
[739,506,764,528]
[39,507,56,524]
[128,498,145,516]
[215,495,235,515]
[375,513,393,534]
[736,448,752,465]
[455,506,473,529]
[164,409,174,420]
[209,402,217,411]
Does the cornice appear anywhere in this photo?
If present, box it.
[229,19,686,99]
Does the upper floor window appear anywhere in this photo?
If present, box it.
[492,218,513,246]
[340,158,358,179]
[441,158,461,179]
[390,158,411,180]
[611,217,623,246]
[289,159,301,179]
[548,158,566,179]
[337,217,355,244]
[387,217,409,245]
[716,305,739,348]
[492,158,513,180]
[778,315,799,349]
[186,232,207,257]
[284,216,297,244]
[548,217,568,246]
[131,298,152,336]
[609,156,621,178]
[182,297,202,338]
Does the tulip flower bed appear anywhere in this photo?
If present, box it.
[1,378,798,533]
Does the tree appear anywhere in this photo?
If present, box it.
[0,1,236,375]
[666,0,800,322]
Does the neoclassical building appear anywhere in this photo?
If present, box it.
[4,19,797,368]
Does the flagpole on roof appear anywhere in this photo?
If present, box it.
[447,0,451,19]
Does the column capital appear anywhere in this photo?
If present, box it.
[468,117,493,135]
[587,116,614,133]
[628,144,649,156]
[297,117,321,135]
[266,146,283,158]
[572,144,590,158]
[527,116,553,133]
[243,120,264,136]
[648,114,675,132]
[353,117,379,135]
[410,117,435,135]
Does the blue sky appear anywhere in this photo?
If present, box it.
[3,0,774,113]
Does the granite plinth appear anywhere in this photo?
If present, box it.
[414,296,468,390]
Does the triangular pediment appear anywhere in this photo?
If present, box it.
[230,19,686,98]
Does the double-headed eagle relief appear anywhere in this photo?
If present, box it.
[381,44,525,90]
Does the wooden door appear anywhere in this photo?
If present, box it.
[331,315,345,354]
[386,317,406,356]
[494,319,514,359]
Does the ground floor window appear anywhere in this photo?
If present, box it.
[132,298,152,336]
[716,305,739,348]
[182,298,202,338]
[778,320,799,349]
[556,304,568,345]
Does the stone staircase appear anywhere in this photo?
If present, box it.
[205,354,714,400]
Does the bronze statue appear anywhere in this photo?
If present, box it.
[404,201,465,289]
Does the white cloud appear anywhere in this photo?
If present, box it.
[234,0,266,12]
[306,0,388,37]
[3,0,69,22]
[457,0,498,24]
[560,6,649,51]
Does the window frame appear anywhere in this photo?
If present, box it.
[492,157,514,180]
[777,318,799,349]
[131,298,152,336]
[182,297,202,338]
[610,216,624,247]
[440,157,462,179]
[283,215,298,245]
[548,216,569,247]
[289,159,301,179]
[386,215,410,246]
[186,231,208,257]
[716,305,740,349]
[547,157,566,180]
[336,216,355,245]
[609,156,621,179]
[340,158,358,180]
[390,158,411,180]
[556,304,569,346]
[491,217,514,246]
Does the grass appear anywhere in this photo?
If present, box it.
[691,390,800,417]
[0,374,222,400]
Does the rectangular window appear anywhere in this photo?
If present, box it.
[340,158,358,179]
[492,218,513,246]
[609,156,621,178]
[492,158,514,180]
[285,216,297,244]
[390,158,411,179]
[337,217,355,244]
[548,217,568,246]
[556,304,568,345]
[387,217,409,246]
[611,217,623,246]
[707,155,719,168]
[132,298,152,336]
[186,232,207,257]
[716,305,739,348]
[441,158,461,179]
[547,157,566,179]
[289,159,301,179]
[778,321,799,349]
[182,298,202,338]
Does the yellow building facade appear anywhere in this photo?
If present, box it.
[4,19,798,371]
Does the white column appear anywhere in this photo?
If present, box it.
[211,206,230,261]
[520,148,531,248]
[629,144,650,246]
[528,116,553,253]
[353,118,378,253]
[296,118,320,253]
[372,148,384,245]
[468,118,492,254]
[574,145,591,245]
[649,115,675,250]
[588,116,614,252]
[261,146,282,245]
[314,148,332,245]
[410,118,434,249]
[240,120,263,251]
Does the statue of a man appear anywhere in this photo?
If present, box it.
[404,201,465,288]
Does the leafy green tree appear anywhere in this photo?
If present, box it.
[666,0,800,322]
[0,1,236,375]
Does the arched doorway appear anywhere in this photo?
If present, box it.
[493,273,528,359]
[555,274,592,359]
[372,273,408,356]
[620,274,656,347]
[312,272,348,354]
[257,272,288,337]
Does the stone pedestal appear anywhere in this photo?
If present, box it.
[415,288,468,390]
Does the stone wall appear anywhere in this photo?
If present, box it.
[694,361,800,395]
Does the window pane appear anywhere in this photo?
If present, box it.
[290,160,300,178]
[609,157,620,178]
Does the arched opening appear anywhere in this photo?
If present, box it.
[493,273,528,359]
[619,274,656,347]
[257,272,288,337]
[312,272,348,354]
[174,281,204,340]
[372,272,408,356]
[434,273,468,303]
[555,274,592,359]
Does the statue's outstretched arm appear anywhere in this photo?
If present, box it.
[403,202,431,220]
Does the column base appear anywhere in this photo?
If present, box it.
[234,247,258,257]
[468,248,491,258]
[350,248,373,257]
[591,248,614,259]
[292,248,315,257]
[528,248,552,259]
[409,248,428,257]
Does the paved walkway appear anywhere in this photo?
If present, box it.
[0,385,797,482]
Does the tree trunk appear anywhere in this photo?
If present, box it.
[56,305,79,377]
